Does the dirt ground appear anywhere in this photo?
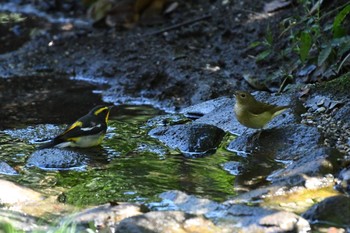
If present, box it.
[0,0,303,120]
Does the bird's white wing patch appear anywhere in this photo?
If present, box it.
[80,124,102,131]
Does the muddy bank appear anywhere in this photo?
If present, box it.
[0,0,284,113]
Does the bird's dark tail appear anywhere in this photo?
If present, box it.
[37,140,56,149]
[37,138,63,149]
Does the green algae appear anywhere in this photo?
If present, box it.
[0,105,236,207]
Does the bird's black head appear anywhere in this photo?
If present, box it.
[90,105,113,123]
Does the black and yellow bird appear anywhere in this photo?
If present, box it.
[39,105,113,149]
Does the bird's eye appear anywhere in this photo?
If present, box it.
[241,94,246,98]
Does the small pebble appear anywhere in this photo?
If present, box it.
[316,99,325,106]
[316,107,326,113]
[300,96,350,156]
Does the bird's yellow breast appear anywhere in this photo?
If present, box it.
[234,104,273,129]
[66,132,105,148]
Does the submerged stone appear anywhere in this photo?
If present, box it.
[26,148,86,171]
[146,114,190,127]
[228,124,342,186]
[0,162,18,175]
[149,123,225,157]
[221,161,241,176]
[335,166,350,195]
[0,179,44,205]
[267,147,341,185]
[66,203,144,229]
[154,190,311,233]
[302,195,350,227]
[159,190,221,215]
[0,209,48,232]
[115,211,222,233]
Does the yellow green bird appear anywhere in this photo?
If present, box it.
[234,91,289,129]
[39,105,112,149]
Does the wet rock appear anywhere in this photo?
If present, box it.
[159,190,221,215]
[0,162,18,175]
[26,148,86,171]
[135,143,168,156]
[228,124,342,186]
[146,114,190,127]
[115,211,222,233]
[228,124,322,159]
[303,174,335,190]
[224,186,282,205]
[180,97,231,119]
[67,203,144,230]
[220,204,311,233]
[267,147,341,185]
[192,93,301,135]
[221,161,241,176]
[194,98,238,134]
[0,179,75,219]
[156,190,311,233]
[149,123,225,157]
[4,124,62,144]
[335,166,350,194]
[302,195,350,227]
[0,179,44,205]
[0,209,48,232]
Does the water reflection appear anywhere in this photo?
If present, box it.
[1,105,236,207]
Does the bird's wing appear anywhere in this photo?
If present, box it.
[249,101,289,115]
[249,102,277,115]
[57,116,106,141]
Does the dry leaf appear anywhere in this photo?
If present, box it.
[263,0,291,13]
[89,0,167,28]
[242,73,269,91]
[88,0,114,22]
[164,1,178,14]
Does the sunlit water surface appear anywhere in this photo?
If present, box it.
[0,105,237,206]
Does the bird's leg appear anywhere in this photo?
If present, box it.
[249,129,262,151]
[254,129,262,140]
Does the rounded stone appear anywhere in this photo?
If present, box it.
[26,148,86,171]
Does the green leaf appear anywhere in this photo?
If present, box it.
[318,45,332,66]
[266,25,273,45]
[299,31,312,63]
[249,41,262,49]
[338,40,350,57]
[256,50,271,61]
[333,4,350,38]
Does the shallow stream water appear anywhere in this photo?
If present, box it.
[1,104,237,208]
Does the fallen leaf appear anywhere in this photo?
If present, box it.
[264,0,292,13]
[242,73,269,91]
[164,1,178,14]
[92,0,167,28]
[88,0,114,22]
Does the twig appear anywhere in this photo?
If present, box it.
[144,14,212,37]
